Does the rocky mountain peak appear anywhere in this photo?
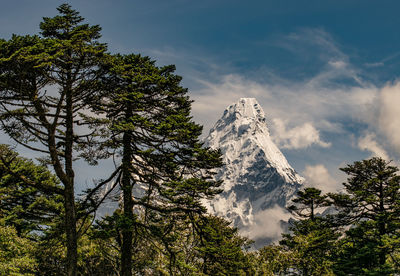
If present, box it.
[204,98,304,244]
[222,97,266,123]
[207,98,268,144]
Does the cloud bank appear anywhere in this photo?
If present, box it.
[378,82,400,154]
[241,205,291,243]
[358,132,390,160]
[272,118,331,149]
[303,164,340,193]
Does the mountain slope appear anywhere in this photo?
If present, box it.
[204,98,304,238]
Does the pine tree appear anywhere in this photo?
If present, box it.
[280,187,338,275]
[0,5,107,275]
[330,157,400,275]
[193,215,252,275]
[88,53,223,275]
[288,187,331,221]
[253,244,298,275]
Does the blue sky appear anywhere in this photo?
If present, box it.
[1,0,400,192]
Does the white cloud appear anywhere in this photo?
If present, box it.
[191,72,378,136]
[302,164,340,193]
[364,62,384,68]
[191,71,379,149]
[364,51,400,68]
[192,74,270,134]
[328,60,347,69]
[279,28,347,63]
[241,205,291,242]
[358,132,390,160]
[378,82,400,154]
[271,118,331,149]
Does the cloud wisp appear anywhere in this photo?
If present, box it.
[378,82,400,154]
[241,205,291,243]
[303,164,340,193]
[358,132,390,160]
[271,118,331,149]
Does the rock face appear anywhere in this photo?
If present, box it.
[204,98,304,231]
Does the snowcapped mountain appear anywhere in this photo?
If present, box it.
[204,98,304,240]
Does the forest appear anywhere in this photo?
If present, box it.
[0,4,399,276]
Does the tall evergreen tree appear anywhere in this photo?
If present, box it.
[0,5,107,275]
[288,187,331,221]
[280,187,338,275]
[330,157,400,275]
[89,54,223,275]
[193,215,252,275]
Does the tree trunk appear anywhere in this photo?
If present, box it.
[311,200,315,221]
[121,103,134,276]
[65,181,78,276]
[65,75,78,276]
[378,180,386,266]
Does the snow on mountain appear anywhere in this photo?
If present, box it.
[204,98,304,244]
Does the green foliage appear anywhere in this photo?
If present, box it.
[250,244,297,275]
[288,187,331,221]
[333,221,395,276]
[0,144,62,235]
[77,232,120,276]
[0,3,108,165]
[33,217,120,276]
[91,212,253,275]
[0,4,110,274]
[192,215,252,275]
[86,52,223,275]
[282,221,337,275]
[280,219,338,275]
[330,157,400,275]
[331,158,400,226]
[0,221,37,276]
[271,159,400,275]
[94,53,223,201]
[277,188,338,275]
[93,210,179,275]
[1,4,224,276]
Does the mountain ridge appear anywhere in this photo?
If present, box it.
[204,98,304,242]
